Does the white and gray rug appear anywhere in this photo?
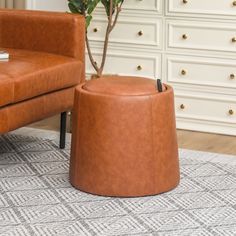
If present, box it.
[0,128,236,236]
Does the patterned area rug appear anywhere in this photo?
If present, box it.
[0,129,236,236]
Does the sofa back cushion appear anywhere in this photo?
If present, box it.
[0,9,85,59]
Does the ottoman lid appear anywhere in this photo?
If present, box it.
[82,76,165,96]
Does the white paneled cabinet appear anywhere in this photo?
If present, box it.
[167,0,236,19]
[86,52,162,78]
[117,0,161,13]
[28,0,236,135]
[88,17,162,48]
[166,55,236,89]
[167,20,236,53]
[26,0,67,11]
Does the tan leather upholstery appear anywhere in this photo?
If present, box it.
[0,48,82,106]
[83,76,167,95]
[0,74,12,107]
[0,9,85,134]
[0,88,74,134]
[70,76,180,197]
[0,9,85,58]
[0,9,85,81]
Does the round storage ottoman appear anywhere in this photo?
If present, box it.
[70,76,180,197]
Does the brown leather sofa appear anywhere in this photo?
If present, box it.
[0,9,85,148]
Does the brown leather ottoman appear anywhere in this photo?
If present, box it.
[70,76,180,197]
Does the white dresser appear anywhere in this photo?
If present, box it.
[28,0,236,136]
[25,0,68,11]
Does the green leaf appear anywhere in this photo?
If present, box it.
[68,2,80,13]
[68,0,81,8]
[68,0,124,27]
[101,0,110,16]
[87,0,100,15]
[68,0,86,14]
[86,15,93,28]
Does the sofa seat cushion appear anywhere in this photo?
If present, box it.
[0,48,83,107]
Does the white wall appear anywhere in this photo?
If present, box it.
[26,0,68,11]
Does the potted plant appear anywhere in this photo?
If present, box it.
[68,0,124,78]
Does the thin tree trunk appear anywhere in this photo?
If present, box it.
[97,0,113,77]
[86,34,99,73]
[86,0,124,78]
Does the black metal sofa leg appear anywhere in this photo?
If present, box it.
[60,112,67,149]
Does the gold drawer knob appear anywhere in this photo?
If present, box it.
[229,109,234,115]
[233,1,236,6]
[137,65,142,71]
[182,34,188,40]
[93,28,98,33]
[230,74,235,79]
[180,104,185,110]
[181,69,187,75]
[232,37,236,43]
[183,0,188,4]
[138,31,143,36]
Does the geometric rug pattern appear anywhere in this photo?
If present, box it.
[0,133,236,236]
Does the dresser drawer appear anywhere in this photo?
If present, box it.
[86,53,161,79]
[167,0,236,18]
[122,0,161,13]
[168,20,236,53]
[167,55,236,88]
[88,18,162,48]
[175,95,236,123]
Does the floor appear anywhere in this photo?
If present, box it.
[29,115,236,156]
[177,130,236,155]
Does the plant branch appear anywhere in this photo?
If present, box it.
[97,0,113,77]
[83,10,98,73]
[110,2,123,32]
[68,0,124,78]
[86,34,99,72]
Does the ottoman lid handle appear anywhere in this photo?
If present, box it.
[157,79,163,93]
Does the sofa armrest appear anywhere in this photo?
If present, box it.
[0,9,85,76]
